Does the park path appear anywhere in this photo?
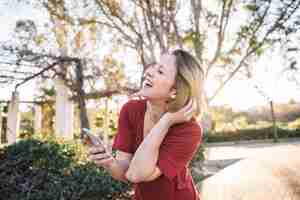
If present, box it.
[205,138,300,160]
[195,138,300,178]
[198,139,300,200]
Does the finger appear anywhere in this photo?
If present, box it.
[193,100,197,111]
[89,153,111,161]
[89,146,105,154]
[89,134,105,146]
[184,109,194,120]
[188,99,197,113]
[184,102,196,118]
[105,143,113,154]
[89,146,105,155]
[178,99,192,113]
[182,99,193,112]
[94,157,114,166]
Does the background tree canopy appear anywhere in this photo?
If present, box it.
[0,0,299,132]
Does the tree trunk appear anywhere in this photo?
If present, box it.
[75,60,90,138]
[269,100,278,142]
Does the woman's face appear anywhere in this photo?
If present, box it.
[140,54,177,101]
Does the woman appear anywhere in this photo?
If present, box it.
[88,49,205,200]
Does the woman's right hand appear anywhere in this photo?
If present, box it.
[163,98,195,126]
[88,145,115,169]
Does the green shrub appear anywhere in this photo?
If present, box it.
[190,138,207,183]
[0,139,130,200]
[206,127,300,143]
[288,118,300,129]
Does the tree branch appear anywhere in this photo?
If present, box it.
[208,0,233,68]
[70,86,138,101]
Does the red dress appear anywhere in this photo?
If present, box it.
[112,99,202,200]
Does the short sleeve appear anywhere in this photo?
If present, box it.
[112,101,135,154]
[157,123,202,180]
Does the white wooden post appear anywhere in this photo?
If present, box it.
[34,104,42,134]
[55,78,74,139]
[7,92,20,144]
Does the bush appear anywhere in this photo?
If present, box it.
[0,139,131,200]
[288,118,300,129]
[190,138,207,183]
[206,127,300,143]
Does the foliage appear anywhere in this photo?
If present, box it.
[93,100,118,138]
[201,102,300,142]
[206,126,300,143]
[3,0,299,103]
[211,105,235,124]
[191,143,206,167]
[0,139,131,200]
[288,118,300,130]
[190,135,207,183]
[90,0,300,101]
[210,102,300,132]
[19,110,34,139]
[40,102,55,137]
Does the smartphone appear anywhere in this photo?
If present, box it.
[82,128,104,148]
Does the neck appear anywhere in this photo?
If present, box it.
[146,100,166,122]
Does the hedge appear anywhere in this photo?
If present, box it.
[0,139,131,200]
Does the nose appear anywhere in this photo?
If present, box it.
[144,67,154,78]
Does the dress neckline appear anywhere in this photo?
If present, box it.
[141,99,147,141]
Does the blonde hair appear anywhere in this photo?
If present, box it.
[167,49,206,117]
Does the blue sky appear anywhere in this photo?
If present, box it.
[0,1,299,111]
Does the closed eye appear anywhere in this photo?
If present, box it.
[158,65,165,74]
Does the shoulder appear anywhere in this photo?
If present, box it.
[119,99,146,124]
[121,99,146,111]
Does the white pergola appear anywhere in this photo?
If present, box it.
[0,78,74,145]
[0,46,85,145]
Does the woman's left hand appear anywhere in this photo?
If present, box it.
[88,145,114,169]
[163,98,195,126]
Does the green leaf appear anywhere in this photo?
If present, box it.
[244,4,258,12]
[255,47,264,56]
[183,32,195,46]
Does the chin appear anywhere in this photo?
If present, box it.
[146,96,169,103]
[140,88,168,101]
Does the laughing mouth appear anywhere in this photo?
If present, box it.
[143,78,153,88]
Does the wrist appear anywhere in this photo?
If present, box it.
[103,156,116,170]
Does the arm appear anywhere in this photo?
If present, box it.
[125,116,170,183]
[89,148,132,183]
[106,151,133,182]
[126,99,195,183]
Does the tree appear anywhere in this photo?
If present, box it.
[280,32,300,88]
[0,1,137,134]
[2,0,300,131]
[87,0,300,102]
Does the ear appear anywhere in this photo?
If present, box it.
[169,88,177,99]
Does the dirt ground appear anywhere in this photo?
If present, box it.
[198,140,300,200]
